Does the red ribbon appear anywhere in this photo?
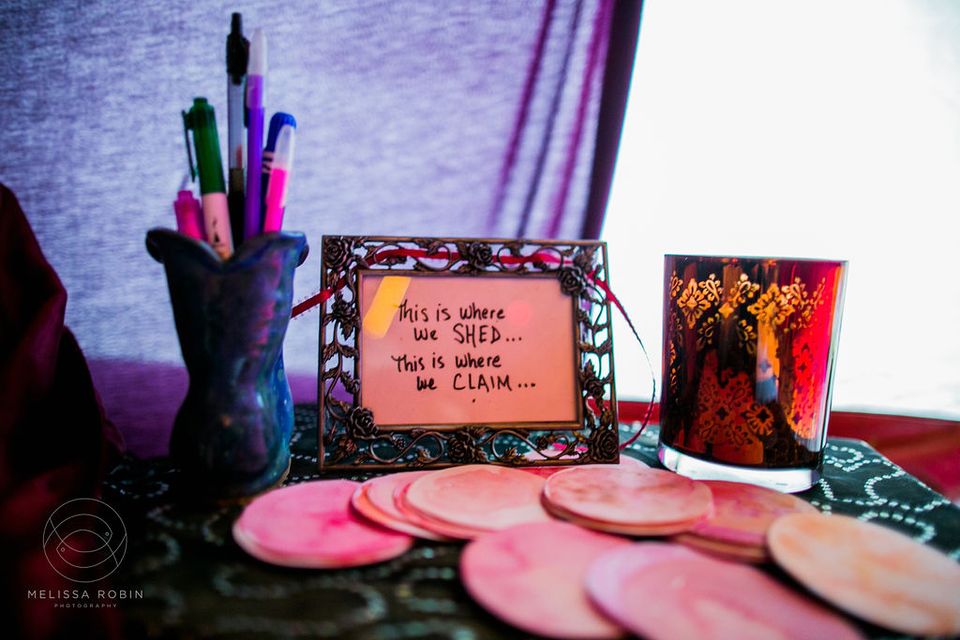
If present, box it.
[293,247,656,449]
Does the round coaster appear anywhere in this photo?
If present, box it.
[393,478,489,540]
[768,513,960,636]
[351,472,451,541]
[521,453,648,478]
[585,542,863,640]
[692,481,817,546]
[405,465,552,531]
[544,499,704,537]
[461,521,630,639]
[233,480,414,568]
[542,467,713,535]
[672,533,767,563]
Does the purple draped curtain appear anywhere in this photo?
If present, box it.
[0,0,642,456]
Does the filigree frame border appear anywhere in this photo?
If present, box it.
[318,236,619,471]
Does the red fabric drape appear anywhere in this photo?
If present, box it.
[0,184,123,639]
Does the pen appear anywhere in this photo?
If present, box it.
[183,97,233,259]
[260,112,296,218]
[262,124,295,233]
[226,12,249,249]
[173,178,204,240]
[244,28,266,241]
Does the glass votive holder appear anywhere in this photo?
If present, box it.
[658,255,847,492]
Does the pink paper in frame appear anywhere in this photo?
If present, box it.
[358,273,579,427]
[317,236,618,471]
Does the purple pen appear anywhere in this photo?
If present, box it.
[244,28,266,241]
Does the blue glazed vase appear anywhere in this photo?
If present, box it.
[146,229,308,500]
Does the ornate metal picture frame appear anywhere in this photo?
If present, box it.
[318,236,618,470]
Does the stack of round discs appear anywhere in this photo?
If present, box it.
[769,513,960,637]
[673,480,818,562]
[461,521,631,639]
[351,471,450,541]
[585,542,864,640]
[390,471,490,540]
[521,451,648,478]
[399,465,551,539]
[233,480,413,568]
[542,466,713,536]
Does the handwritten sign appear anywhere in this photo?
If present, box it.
[318,236,618,471]
[359,274,579,427]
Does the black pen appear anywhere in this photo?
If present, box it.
[226,12,248,249]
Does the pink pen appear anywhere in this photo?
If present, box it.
[174,190,204,240]
[262,124,295,233]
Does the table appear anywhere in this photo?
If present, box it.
[104,405,960,639]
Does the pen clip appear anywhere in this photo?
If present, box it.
[181,110,197,182]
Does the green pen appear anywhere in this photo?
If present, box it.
[182,97,234,258]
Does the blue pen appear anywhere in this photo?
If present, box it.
[243,28,266,240]
[260,112,296,222]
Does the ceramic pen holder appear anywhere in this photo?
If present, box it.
[146,228,308,500]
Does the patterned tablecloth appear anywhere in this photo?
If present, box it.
[104,405,960,639]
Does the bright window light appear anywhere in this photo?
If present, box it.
[603,0,960,419]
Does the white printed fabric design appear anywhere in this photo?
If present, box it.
[102,406,960,639]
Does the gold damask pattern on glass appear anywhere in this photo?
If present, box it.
[748,284,795,326]
[736,319,757,355]
[719,273,759,319]
[693,354,774,448]
[670,270,827,334]
[677,274,721,329]
[744,403,776,435]
[669,272,684,299]
[699,273,722,305]
[787,342,819,438]
[667,339,680,396]
[783,277,826,330]
[697,315,718,349]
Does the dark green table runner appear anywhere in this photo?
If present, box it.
[104,405,960,639]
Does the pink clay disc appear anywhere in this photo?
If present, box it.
[543,500,705,537]
[352,472,451,541]
[768,513,960,636]
[393,479,489,540]
[586,542,864,640]
[233,480,413,568]
[689,480,818,548]
[542,467,713,534]
[461,521,630,639]
[521,453,648,478]
[405,465,552,531]
[616,455,648,468]
[672,533,767,563]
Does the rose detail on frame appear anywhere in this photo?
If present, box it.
[347,406,379,439]
[558,266,588,296]
[459,242,494,270]
[323,237,354,270]
[330,295,359,338]
[589,422,620,461]
[448,430,488,463]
